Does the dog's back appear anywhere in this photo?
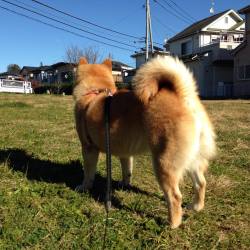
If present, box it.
[133,56,216,163]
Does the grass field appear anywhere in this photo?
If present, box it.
[0,93,249,249]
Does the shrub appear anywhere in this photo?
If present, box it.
[33,82,73,95]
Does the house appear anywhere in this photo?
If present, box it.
[111,60,134,83]
[165,9,245,98]
[0,72,23,80]
[131,47,170,69]
[20,60,132,85]
[233,5,250,98]
[20,62,76,86]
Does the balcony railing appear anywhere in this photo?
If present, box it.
[202,37,244,47]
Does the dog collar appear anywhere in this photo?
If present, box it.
[83,88,113,97]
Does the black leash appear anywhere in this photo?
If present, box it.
[104,92,113,211]
[102,91,113,250]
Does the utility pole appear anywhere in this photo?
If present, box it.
[145,0,149,61]
[148,1,154,56]
[145,0,154,62]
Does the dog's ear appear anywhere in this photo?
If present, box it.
[102,59,112,71]
[79,57,88,65]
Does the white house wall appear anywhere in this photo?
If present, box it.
[135,55,146,68]
[203,13,238,31]
[169,37,196,56]
[200,34,212,46]
[185,60,206,96]
[169,42,181,56]
[236,22,245,31]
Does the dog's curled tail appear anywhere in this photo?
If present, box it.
[132,56,198,103]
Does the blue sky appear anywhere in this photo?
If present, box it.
[0,0,249,72]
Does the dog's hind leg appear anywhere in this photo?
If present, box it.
[188,158,208,211]
[76,145,99,192]
[120,156,133,187]
[153,156,183,229]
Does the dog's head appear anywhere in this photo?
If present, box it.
[75,57,116,94]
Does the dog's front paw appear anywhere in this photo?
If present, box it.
[118,181,131,190]
[186,202,204,212]
[75,180,94,193]
[169,216,182,229]
[75,184,85,193]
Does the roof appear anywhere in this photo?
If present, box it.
[131,50,169,58]
[112,60,133,71]
[51,62,76,69]
[167,9,241,43]
[20,63,70,74]
[229,20,245,30]
[20,66,39,73]
[0,72,19,77]
[239,5,250,14]
[20,61,131,75]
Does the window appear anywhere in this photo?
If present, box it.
[181,40,192,55]
[211,35,219,43]
[225,17,228,24]
[246,65,250,79]
[238,65,250,80]
[239,66,245,80]
[234,36,244,43]
[220,34,228,42]
[61,71,73,82]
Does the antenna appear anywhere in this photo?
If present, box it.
[209,0,215,15]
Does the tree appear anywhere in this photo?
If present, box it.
[107,52,113,60]
[65,45,103,64]
[65,45,84,64]
[83,46,102,64]
[7,64,21,75]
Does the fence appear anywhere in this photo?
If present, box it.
[0,79,33,94]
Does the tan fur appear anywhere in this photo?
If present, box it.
[73,56,216,228]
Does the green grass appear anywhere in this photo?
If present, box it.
[0,93,249,249]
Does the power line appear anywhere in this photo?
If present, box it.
[31,0,164,47]
[1,0,138,49]
[111,5,144,27]
[31,0,141,40]
[151,13,176,34]
[161,0,196,23]
[153,0,191,24]
[30,0,164,47]
[167,0,197,22]
[0,5,135,52]
[13,0,137,43]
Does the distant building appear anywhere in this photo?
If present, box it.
[20,60,133,85]
[131,47,170,69]
[111,60,134,83]
[20,62,76,85]
[166,9,245,98]
[0,72,22,80]
[233,5,250,98]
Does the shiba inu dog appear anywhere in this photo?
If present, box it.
[73,56,216,228]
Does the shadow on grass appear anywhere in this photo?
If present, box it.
[0,148,164,222]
